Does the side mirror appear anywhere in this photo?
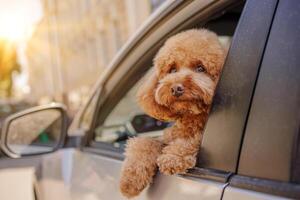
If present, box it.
[0,103,68,158]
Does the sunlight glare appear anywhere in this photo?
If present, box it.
[0,0,42,42]
[0,14,28,42]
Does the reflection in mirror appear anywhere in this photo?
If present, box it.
[6,109,62,155]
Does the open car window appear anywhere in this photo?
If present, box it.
[94,33,233,147]
[90,1,267,174]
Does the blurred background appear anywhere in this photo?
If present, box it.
[0,0,166,122]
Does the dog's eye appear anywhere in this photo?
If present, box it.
[196,65,205,73]
[169,67,177,73]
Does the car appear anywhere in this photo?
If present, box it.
[0,0,300,199]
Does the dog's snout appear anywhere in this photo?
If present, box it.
[171,84,184,97]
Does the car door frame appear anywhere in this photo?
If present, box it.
[70,0,278,195]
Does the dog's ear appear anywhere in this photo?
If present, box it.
[137,69,176,121]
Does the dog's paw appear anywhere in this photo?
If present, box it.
[120,161,158,198]
[120,172,146,198]
[157,154,196,175]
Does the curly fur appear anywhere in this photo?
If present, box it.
[120,29,225,198]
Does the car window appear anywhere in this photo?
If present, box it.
[93,2,244,147]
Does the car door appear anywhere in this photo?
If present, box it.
[0,1,281,200]
[223,0,300,199]
[56,0,278,200]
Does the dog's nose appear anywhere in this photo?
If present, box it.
[171,84,184,97]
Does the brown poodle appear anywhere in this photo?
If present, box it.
[120,29,225,198]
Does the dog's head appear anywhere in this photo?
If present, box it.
[138,29,225,120]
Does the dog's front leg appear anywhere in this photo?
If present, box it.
[120,137,163,198]
[157,133,202,175]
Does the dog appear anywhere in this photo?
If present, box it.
[120,29,225,198]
